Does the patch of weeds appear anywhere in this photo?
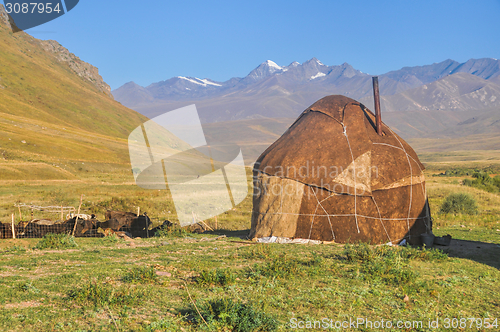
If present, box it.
[99,233,123,245]
[197,268,236,286]
[186,298,278,332]
[239,244,276,259]
[341,242,448,262]
[438,276,470,287]
[35,233,77,250]
[17,281,40,294]
[341,243,378,262]
[145,316,184,331]
[440,192,479,215]
[3,245,27,253]
[122,266,158,283]
[401,246,449,261]
[68,280,142,306]
[251,253,300,279]
[303,252,328,276]
[361,259,417,285]
[340,243,419,285]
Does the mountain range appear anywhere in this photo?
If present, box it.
[112,57,500,123]
[112,57,500,162]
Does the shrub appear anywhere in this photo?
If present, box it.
[188,298,278,332]
[462,172,500,193]
[35,233,77,250]
[17,281,40,293]
[342,242,376,262]
[439,192,478,215]
[99,233,123,245]
[154,224,190,238]
[122,266,158,283]
[197,268,236,286]
[433,168,479,177]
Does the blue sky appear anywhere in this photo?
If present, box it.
[27,0,500,90]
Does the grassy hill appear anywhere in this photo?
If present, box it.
[0,19,149,172]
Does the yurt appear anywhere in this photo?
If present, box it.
[250,95,431,244]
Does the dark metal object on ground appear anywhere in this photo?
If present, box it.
[421,233,435,247]
[434,234,452,246]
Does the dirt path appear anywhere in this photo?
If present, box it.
[442,239,500,269]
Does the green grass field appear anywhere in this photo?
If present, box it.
[0,151,499,331]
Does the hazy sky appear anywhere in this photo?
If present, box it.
[28,0,500,89]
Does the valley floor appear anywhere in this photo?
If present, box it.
[0,151,499,331]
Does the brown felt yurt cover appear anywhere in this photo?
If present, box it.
[250,95,431,244]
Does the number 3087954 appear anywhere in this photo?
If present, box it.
[5,3,62,14]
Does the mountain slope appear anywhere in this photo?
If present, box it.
[361,73,500,113]
[0,5,152,180]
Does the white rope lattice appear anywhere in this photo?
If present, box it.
[255,110,432,242]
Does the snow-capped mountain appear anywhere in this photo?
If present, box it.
[112,57,500,123]
[245,60,283,81]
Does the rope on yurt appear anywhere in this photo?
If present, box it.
[342,123,360,234]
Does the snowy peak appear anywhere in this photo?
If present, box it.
[176,76,222,87]
[301,57,328,74]
[246,60,284,81]
[303,57,326,68]
[264,60,282,71]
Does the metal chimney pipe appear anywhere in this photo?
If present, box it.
[372,76,382,136]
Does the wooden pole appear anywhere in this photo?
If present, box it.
[214,215,218,230]
[372,76,383,136]
[18,206,22,222]
[137,206,140,217]
[72,194,83,236]
[61,205,64,221]
[199,219,214,232]
[11,214,16,239]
